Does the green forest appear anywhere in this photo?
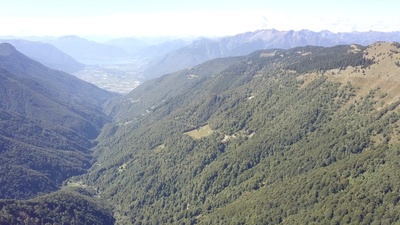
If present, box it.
[0,43,115,224]
[2,42,400,224]
[77,43,400,224]
[0,190,115,224]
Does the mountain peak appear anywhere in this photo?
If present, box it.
[0,43,17,56]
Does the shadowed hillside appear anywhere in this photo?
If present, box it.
[0,43,114,199]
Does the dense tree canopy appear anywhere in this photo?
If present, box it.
[74,43,400,224]
[2,42,400,224]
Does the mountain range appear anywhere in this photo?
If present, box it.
[1,29,400,224]
[141,29,400,78]
[3,29,400,82]
[0,39,84,73]
[106,36,192,57]
[44,35,133,65]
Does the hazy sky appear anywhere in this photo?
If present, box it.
[1,0,399,40]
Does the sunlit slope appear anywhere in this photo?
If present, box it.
[81,43,400,224]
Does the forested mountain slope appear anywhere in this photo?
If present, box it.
[0,43,115,199]
[74,42,400,224]
[0,189,115,224]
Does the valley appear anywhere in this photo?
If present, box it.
[0,43,115,224]
[1,29,400,224]
[73,62,145,94]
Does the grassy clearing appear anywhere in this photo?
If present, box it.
[66,181,86,188]
[259,51,276,58]
[118,163,127,172]
[184,124,214,139]
[296,50,312,56]
[222,130,255,143]
[327,42,400,109]
[297,72,321,89]
[297,42,400,110]
[187,74,199,79]
[153,144,165,153]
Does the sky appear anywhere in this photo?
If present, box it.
[1,0,399,41]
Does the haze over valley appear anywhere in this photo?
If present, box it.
[3,29,400,93]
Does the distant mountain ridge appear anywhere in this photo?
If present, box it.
[142,29,400,78]
[2,29,400,91]
[0,39,84,73]
[46,35,132,64]
[107,37,193,58]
